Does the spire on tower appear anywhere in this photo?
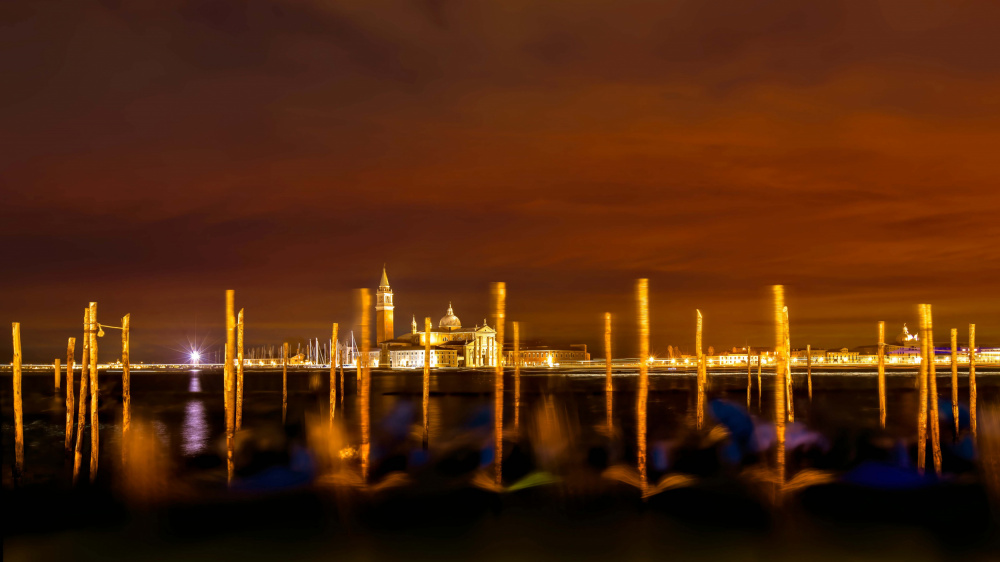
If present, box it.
[380,264,390,289]
[412,315,417,334]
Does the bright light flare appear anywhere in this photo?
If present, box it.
[190,351,201,364]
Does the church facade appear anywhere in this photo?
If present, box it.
[375,267,498,369]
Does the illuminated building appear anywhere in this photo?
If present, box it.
[826,348,860,363]
[376,266,394,346]
[373,268,497,368]
[504,344,590,367]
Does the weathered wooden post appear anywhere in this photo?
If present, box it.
[423,317,431,448]
[926,305,941,475]
[970,323,977,441]
[747,346,752,410]
[224,291,235,484]
[515,320,522,434]
[359,289,371,482]
[55,358,61,393]
[121,313,131,465]
[784,306,793,422]
[65,337,76,453]
[492,281,506,487]
[12,322,24,483]
[773,285,787,497]
[806,344,812,401]
[73,308,90,484]
[236,309,244,431]
[339,341,345,403]
[605,313,612,432]
[878,321,886,428]
[331,322,338,429]
[696,309,704,430]
[282,341,289,425]
[637,279,649,495]
[917,304,929,474]
[951,328,959,436]
[757,351,762,411]
[88,302,99,482]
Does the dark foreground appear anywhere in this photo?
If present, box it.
[3,367,1000,561]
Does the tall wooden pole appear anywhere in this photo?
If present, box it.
[637,279,649,495]
[773,285,787,496]
[88,301,99,482]
[121,313,131,466]
[282,342,289,425]
[331,323,339,430]
[917,304,929,474]
[806,344,812,401]
[492,282,506,487]
[339,340,345,403]
[224,291,235,485]
[878,321,886,428]
[359,289,371,482]
[951,328,959,436]
[12,322,24,484]
[55,358,61,393]
[784,306,793,422]
[73,308,90,485]
[65,337,76,454]
[423,317,431,448]
[514,321,522,434]
[757,351,762,411]
[236,309,245,431]
[604,313,612,432]
[696,310,705,430]
[926,305,942,475]
[970,323,977,441]
[747,346,752,410]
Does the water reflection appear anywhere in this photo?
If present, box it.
[182,373,209,457]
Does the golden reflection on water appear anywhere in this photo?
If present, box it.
[492,282,506,486]
[121,418,169,506]
[636,279,649,495]
[978,401,1000,506]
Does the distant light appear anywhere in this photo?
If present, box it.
[190,351,201,363]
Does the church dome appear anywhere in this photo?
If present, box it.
[439,302,461,329]
[895,323,918,345]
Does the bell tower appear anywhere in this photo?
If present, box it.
[376,265,394,344]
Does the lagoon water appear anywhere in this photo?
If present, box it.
[3,367,1000,560]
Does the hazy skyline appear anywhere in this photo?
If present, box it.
[3,0,999,362]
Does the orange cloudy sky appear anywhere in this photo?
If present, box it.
[2,0,999,361]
